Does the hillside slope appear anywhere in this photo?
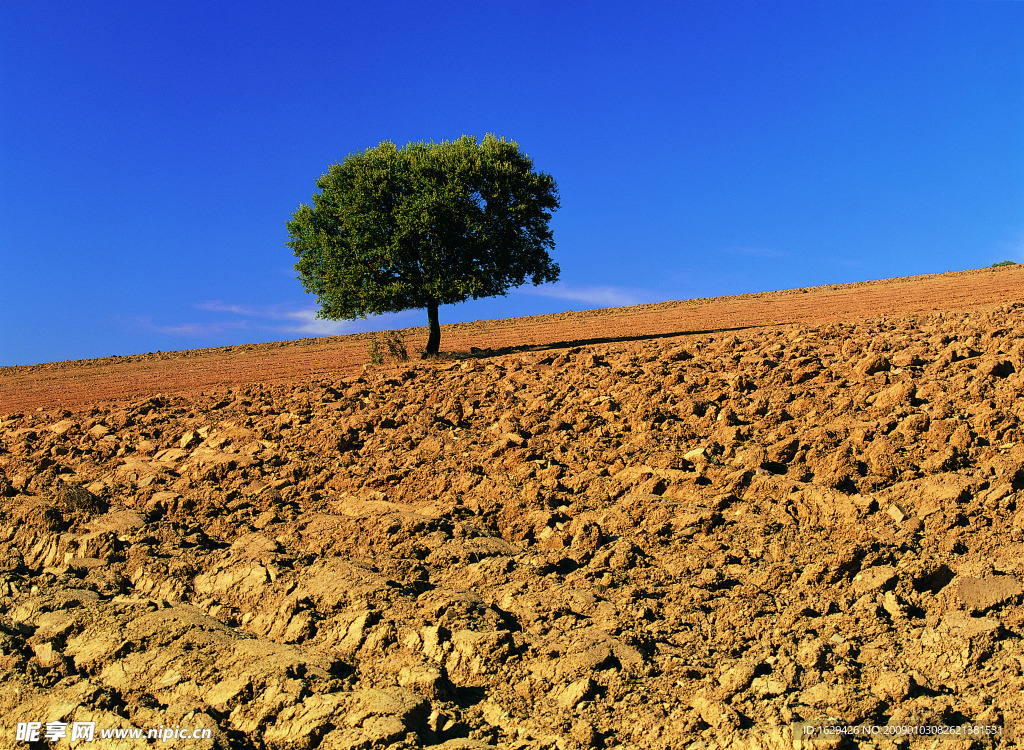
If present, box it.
[0,267,1023,748]
[2,265,1022,413]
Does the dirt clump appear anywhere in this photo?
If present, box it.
[2,299,1024,748]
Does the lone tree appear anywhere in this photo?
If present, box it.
[287,134,560,356]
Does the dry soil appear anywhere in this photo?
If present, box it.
[1,266,1023,749]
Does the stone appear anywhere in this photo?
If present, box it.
[48,419,77,435]
[871,671,912,702]
[180,430,201,449]
[717,659,758,699]
[558,677,595,709]
[887,503,908,524]
[32,642,61,668]
[398,664,447,699]
[955,576,1023,612]
[853,565,897,594]
[691,693,741,730]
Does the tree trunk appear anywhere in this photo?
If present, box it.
[424,300,441,356]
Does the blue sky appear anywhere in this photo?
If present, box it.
[2,1,1022,366]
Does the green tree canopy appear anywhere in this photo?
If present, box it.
[287,134,560,355]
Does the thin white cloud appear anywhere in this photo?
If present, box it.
[137,285,656,343]
[518,282,648,308]
[195,301,263,316]
[129,316,255,338]
[194,300,359,335]
[275,308,363,336]
[137,302,420,340]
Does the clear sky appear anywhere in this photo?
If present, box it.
[2,1,1022,366]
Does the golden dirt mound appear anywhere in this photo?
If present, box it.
[0,266,1022,749]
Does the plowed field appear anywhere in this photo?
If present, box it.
[3,266,1022,413]
[1,265,1024,750]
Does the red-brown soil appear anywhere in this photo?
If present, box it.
[1,265,1023,749]
[3,267,1022,414]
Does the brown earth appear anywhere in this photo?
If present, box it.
[1,265,1023,749]
[3,267,1023,414]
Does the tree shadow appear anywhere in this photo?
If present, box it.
[442,323,784,361]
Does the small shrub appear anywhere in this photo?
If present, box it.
[366,334,384,365]
[366,330,408,365]
[385,330,409,362]
[991,260,1017,268]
